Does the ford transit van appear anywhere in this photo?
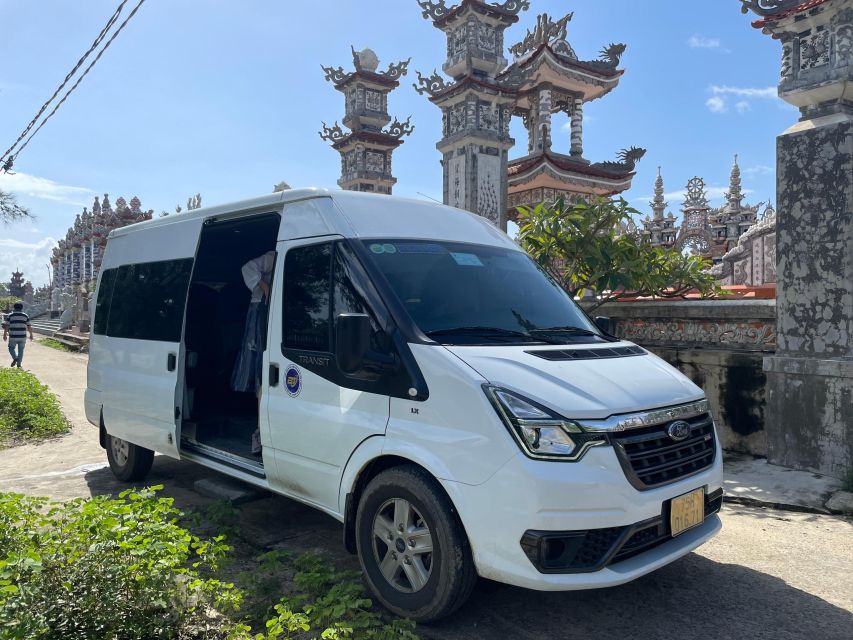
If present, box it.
[86,188,722,621]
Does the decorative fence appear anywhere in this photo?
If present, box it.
[595,299,776,456]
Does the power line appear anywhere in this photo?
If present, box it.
[0,0,129,164]
[2,0,146,170]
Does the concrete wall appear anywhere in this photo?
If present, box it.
[594,300,776,456]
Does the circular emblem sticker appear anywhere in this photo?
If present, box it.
[370,243,384,254]
[382,243,397,254]
[285,365,302,397]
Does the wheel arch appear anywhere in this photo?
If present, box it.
[341,448,467,555]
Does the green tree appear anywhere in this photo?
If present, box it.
[0,189,31,224]
[517,197,721,311]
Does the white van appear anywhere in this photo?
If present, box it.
[86,188,722,621]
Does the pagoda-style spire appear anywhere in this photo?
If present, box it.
[319,47,412,195]
[724,154,744,212]
[650,167,668,220]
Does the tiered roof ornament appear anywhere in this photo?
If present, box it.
[414,2,643,229]
[501,7,643,223]
[415,0,529,227]
[319,47,413,195]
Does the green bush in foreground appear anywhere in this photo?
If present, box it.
[229,553,418,640]
[0,487,242,640]
[0,369,69,448]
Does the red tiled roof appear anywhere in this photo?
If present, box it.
[500,44,623,80]
[334,69,399,90]
[428,75,518,103]
[752,0,830,28]
[508,152,634,180]
[331,130,403,151]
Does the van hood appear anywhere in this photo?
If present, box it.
[444,342,703,420]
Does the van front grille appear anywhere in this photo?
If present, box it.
[610,413,716,490]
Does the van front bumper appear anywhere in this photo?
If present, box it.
[443,445,723,591]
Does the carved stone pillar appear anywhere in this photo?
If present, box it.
[533,88,552,152]
[570,97,583,157]
[743,0,852,480]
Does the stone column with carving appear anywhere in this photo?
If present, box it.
[570,97,584,157]
[415,0,529,230]
[742,0,852,479]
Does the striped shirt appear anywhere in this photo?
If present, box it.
[3,311,30,340]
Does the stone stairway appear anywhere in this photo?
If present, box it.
[30,317,62,336]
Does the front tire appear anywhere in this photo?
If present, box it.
[355,465,476,622]
[106,435,154,482]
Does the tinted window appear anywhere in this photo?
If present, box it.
[283,243,331,351]
[93,268,116,335]
[106,259,193,341]
[362,240,601,345]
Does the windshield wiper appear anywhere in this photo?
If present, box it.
[425,326,559,344]
[528,326,600,337]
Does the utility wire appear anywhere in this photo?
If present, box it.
[3,0,146,170]
[0,0,129,164]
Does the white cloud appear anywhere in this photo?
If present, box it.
[744,164,774,176]
[688,35,721,49]
[709,85,777,99]
[0,236,57,288]
[0,171,93,206]
[706,96,728,113]
[560,114,594,132]
[705,85,777,114]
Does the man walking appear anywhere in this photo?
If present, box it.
[2,302,34,368]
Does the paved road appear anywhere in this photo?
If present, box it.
[2,340,851,640]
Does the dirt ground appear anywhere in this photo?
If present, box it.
[1,340,851,640]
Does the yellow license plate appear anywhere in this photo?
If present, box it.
[670,488,705,537]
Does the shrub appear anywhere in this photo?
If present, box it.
[0,369,69,447]
[0,487,243,640]
[230,552,418,640]
[37,338,74,353]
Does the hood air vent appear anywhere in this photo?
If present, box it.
[525,346,646,361]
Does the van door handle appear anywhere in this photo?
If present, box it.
[167,353,177,372]
[269,363,280,386]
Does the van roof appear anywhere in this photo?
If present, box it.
[108,187,516,249]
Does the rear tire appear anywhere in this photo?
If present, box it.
[355,465,476,622]
[106,435,154,482]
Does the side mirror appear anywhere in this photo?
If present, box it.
[594,316,612,334]
[336,313,371,374]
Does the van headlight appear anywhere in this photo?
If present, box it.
[484,385,607,461]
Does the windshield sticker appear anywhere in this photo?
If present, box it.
[285,365,302,397]
[382,243,397,254]
[394,243,446,254]
[369,243,385,254]
[450,252,483,266]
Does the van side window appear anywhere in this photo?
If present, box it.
[283,243,332,351]
[107,259,194,341]
[93,268,117,336]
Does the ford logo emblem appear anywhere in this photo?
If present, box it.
[667,420,692,441]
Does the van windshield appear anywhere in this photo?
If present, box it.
[361,240,606,345]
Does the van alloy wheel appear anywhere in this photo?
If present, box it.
[372,498,434,593]
[110,436,130,466]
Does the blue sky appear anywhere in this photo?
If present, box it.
[1,0,794,287]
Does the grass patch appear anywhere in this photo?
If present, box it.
[0,368,69,448]
[38,337,75,353]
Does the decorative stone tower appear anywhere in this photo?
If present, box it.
[640,169,678,247]
[708,155,759,253]
[742,0,852,479]
[414,0,529,227]
[501,11,644,223]
[320,48,413,194]
[676,177,713,256]
[9,270,25,298]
